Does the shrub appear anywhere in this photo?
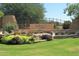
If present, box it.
[63,21,71,29]
[0,11,4,18]
[29,37,35,43]
[1,35,33,44]
[0,35,3,42]
[1,35,14,43]
[41,35,52,41]
[3,23,17,33]
[8,36,24,44]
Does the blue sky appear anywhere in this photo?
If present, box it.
[44,3,71,22]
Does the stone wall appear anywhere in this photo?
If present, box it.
[29,24,54,32]
[0,15,54,33]
[2,15,19,30]
[19,24,54,33]
[70,19,79,32]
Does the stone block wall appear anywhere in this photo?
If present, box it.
[2,15,19,30]
[70,19,79,32]
[29,24,54,32]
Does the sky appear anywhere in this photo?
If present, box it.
[44,3,72,22]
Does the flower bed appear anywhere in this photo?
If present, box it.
[0,35,34,44]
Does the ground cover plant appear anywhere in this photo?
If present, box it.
[0,35,33,44]
[0,38,79,56]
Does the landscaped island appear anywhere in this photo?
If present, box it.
[0,3,79,56]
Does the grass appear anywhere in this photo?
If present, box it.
[0,38,79,56]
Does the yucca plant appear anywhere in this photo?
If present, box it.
[3,23,17,33]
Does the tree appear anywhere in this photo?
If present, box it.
[0,3,45,28]
[0,11,4,18]
[64,3,79,19]
[63,21,71,29]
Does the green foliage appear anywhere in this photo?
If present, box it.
[1,35,33,44]
[64,3,79,18]
[18,35,32,42]
[29,37,35,43]
[1,35,14,43]
[0,11,4,17]
[3,23,17,33]
[0,3,45,27]
[63,21,71,29]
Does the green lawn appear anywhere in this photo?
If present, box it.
[0,38,79,56]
